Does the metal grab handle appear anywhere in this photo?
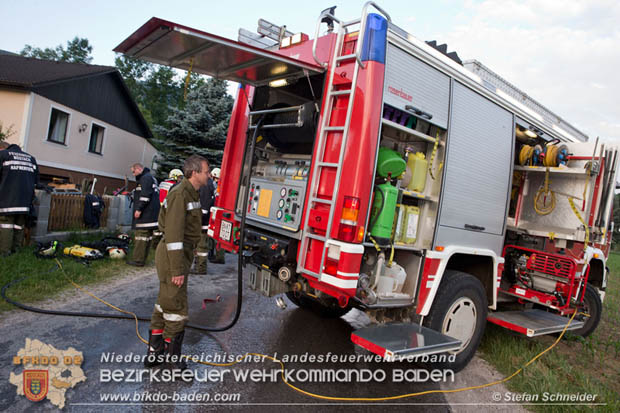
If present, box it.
[312,11,341,68]
[355,2,392,68]
[464,224,485,232]
[405,105,433,120]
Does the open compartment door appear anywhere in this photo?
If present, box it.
[114,17,325,86]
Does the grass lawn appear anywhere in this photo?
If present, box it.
[480,253,620,412]
[0,233,154,313]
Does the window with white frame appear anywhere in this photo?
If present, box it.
[47,108,70,144]
[88,124,105,154]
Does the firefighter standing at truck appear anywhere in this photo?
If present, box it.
[127,163,160,266]
[145,155,209,371]
[158,168,184,204]
[153,168,184,247]
[208,168,225,264]
[0,141,38,256]
[192,172,216,274]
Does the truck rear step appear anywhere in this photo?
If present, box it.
[487,309,584,337]
[351,323,462,360]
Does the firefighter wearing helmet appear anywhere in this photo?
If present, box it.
[154,168,184,246]
[159,169,183,204]
[207,167,225,264]
[145,155,208,372]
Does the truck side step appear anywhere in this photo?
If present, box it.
[351,323,462,360]
[487,309,584,337]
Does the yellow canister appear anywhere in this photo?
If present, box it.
[401,206,420,244]
[406,152,427,193]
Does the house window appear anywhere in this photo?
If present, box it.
[88,124,105,154]
[47,108,70,144]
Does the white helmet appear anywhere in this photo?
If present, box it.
[108,247,127,259]
[169,168,184,180]
[211,168,221,179]
[117,233,131,242]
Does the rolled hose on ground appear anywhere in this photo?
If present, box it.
[1,116,265,333]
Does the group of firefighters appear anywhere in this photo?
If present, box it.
[125,162,224,271]
[0,140,223,373]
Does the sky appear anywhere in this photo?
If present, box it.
[2,0,619,144]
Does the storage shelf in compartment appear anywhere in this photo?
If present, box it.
[363,241,424,252]
[381,118,443,145]
[514,165,588,176]
[401,189,438,202]
[506,222,584,242]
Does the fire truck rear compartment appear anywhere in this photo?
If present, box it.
[236,74,325,233]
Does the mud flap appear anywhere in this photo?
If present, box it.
[351,323,462,361]
[487,309,584,337]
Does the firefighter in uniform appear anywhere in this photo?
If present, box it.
[208,168,226,264]
[153,169,183,247]
[192,174,215,274]
[0,142,38,256]
[145,155,209,371]
[158,168,183,204]
[127,163,160,266]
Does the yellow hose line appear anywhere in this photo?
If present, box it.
[53,259,580,401]
[519,145,535,166]
[534,168,556,215]
[183,57,195,102]
[568,197,590,251]
[428,131,442,180]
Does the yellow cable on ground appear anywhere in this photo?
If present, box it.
[53,258,581,401]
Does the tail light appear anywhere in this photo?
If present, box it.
[337,196,360,242]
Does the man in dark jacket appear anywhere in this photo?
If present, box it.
[192,176,216,274]
[0,142,38,256]
[127,163,160,266]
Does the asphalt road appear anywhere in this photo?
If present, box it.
[0,255,524,412]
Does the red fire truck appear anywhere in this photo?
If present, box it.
[116,2,617,371]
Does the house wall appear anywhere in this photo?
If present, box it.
[0,88,31,146]
[24,94,158,192]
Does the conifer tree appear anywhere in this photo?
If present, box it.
[153,78,233,178]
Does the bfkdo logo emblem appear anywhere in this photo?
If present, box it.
[23,370,49,402]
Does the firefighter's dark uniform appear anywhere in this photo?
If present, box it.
[146,178,201,369]
[130,167,159,265]
[194,178,215,273]
[0,144,38,255]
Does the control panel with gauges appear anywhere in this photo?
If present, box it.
[245,156,310,232]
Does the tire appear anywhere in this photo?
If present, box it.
[573,284,602,337]
[423,270,488,372]
[285,292,351,318]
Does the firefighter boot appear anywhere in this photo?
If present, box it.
[190,256,207,274]
[168,331,192,374]
[209,247,226,264]
[144,330,166,368]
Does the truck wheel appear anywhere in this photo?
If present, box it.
[285,292,350,318]
[423,270,488,372]
[573,284,602,337]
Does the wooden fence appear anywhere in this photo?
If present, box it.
[48,194,110,231]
